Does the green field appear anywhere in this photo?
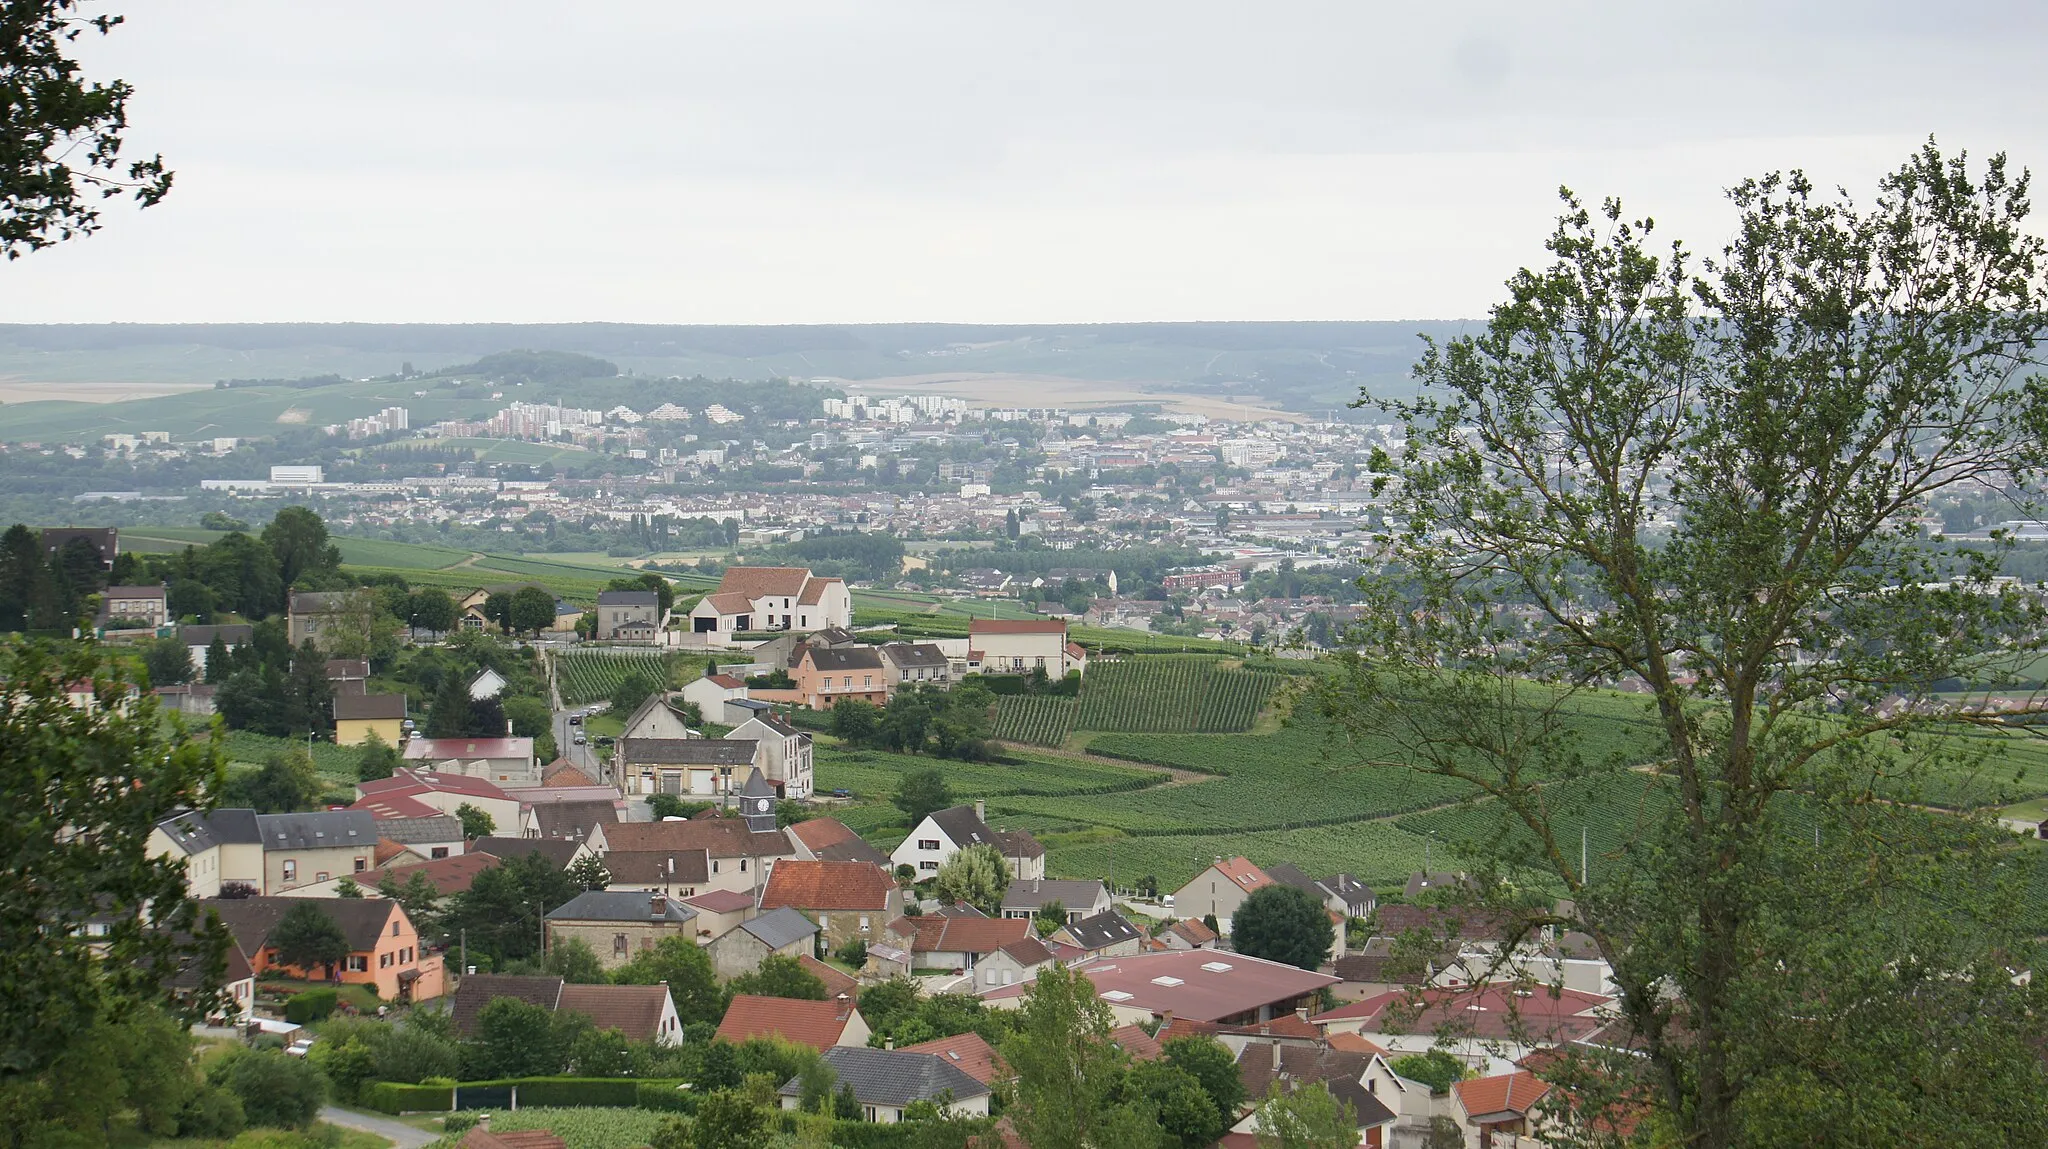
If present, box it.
[211,729,362,783]
[1070,657,1281,733]
[555,650,686,706]
[1046,820,1448,891]
[990,696,1079,746]
[814,745,1163,806]
[452,1107,666,1149]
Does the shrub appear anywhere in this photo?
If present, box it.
[177,1084,247,1139]
[635,1081,699,1113]
[282,987,340,1024]
[361,1081,454,1114]
[209,1048,327,1129]
[1390,1050,1467,1096]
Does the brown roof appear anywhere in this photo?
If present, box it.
[333,693,407,721]
[704,592,756,614]
[541,761,598,787]
[684,888,756,914]
[473,837,583,867]
[968,619,1067,635]
[797,954,859,1001]
[1372,904,1520,943]
[1109,1024,1164,1061]
[359,851,502,896]
[1209,856,1273,893]
[1312,985,1611,1045]
[1168,918,1218,945]
[902,1031,1006,1084]
[604,819,794,859]
[1454,1071,1551,1120]
[557,983,674,1043]
[531,800,619,842]
[717,566,813,600]
[715,993,859,1051]
[787,817,891,866]
[1237,1042,1371,1108]
[601,849,711,885]
[888,915,1031,955]
[997,935,1056,967]
[760,860,895,912]
[1325,1031,1391,1056]
[201,896,402,954]
[978,950,1337,1023]
[797,576,841,606]
[450,974,564,1036]
[993,829,1045,860]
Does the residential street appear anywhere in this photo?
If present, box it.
[320,1106,439,1149]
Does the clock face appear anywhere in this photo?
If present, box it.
[755,800,770,812]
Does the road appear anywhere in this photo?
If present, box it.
[320,1106,438,1149]
[545,652,607,783]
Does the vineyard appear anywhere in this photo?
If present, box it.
[554,649,682,706]
[1046,820,1451,891]
[814,746,1164,805]
[990,696,1079,746]
[1070,657,1282,733]
[460,1108,664,1149]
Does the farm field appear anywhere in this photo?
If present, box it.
[990,696,1078,747]
[1070,657,1281,733]
[813,745,1163,806]
[454,1107,665,1149]
[554,649,687,706]
[1045,820,1449,891]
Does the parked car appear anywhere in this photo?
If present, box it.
[568,714,582,725]
[596,735,615,747]
[572,733,587,745]
[285,1037,316,1057]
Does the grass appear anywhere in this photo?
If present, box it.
[212,729,362,782]
[143,1124,394,1149]
[450,1108,666,1149]
[257,976,383,1014]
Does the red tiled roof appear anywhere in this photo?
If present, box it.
[704,592,756,614]
[889,915,1031,955]
[683,888,756,913]
[978,950,1337,1023]
[350,793,443,820]
[706,674,747,689]
[1066,642,1086,659]
[1219,1012,1320,1038]
[797,954,859,1001]
[1110,1024,1164,1061]
[358,851,501,896]
[1168,918,1217,944]
[798,577,841,606]
[968,619,1067,635]
[541,761,598,788]
[717,567,813,600]
[358,768,511,801]
[715,994,858,1051]
[1325,1031,1390,1057]
[1212,856,1273,892]
[759,860,895,912]
[1312,985,1612,1044]
[1454,1071,1551,1120]
[902,1032,1005,1084]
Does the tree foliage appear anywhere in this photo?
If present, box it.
[1334,142,2048,1145]
[1251,1082,1355,1149]
[1001,963,1155,1149]
[892,767,953,827]
[612,936,726,1025]
[269,902,350,978]
[726,954,827,1001]
[932,843,1008,917]
[1228,884,1333,971]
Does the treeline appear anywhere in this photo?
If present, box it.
[829,681,996,760]
[755,528,904,582]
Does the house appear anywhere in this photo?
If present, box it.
[878,643,953,691]
[149,808,264,898]
[522,799,618,848]
[684,593,760,646]
[682,888,755,941]
[451,974,683,1045]
[355,769,520,831]
[40,526,117,568]
[1310,985,1613,1068]
[980,950,1338,1028]
[680,674,751,724]
[616,690,699,742]
[598,848,711,901]
[1268,863,1377,920]
[900,1032,1006,1086]
[616,737,758,798]
[757,860,900,953]
[706,906,820,979]
[1000,879,1110,924]
[1172,857,1275,933]
[333,693,408,747]
[294,851,500,900]
[776,1046,990,1122]
[471,836,596,870]
[786,817,891,867]
[594,589,663,641]
[966,619,1086,678]
[889,801,1002,877]
[1161,917,1219,951]
[165,938,256,1027]
[1050,909,1145,958]
[202,895,445,1002]
[99,584,168,632]
[720,993,869,1051]
[541,759,600,788]
[883,914,1032,971]
[348,814,466,860]
[994,829,1046,880]
[726,713,814,798]
[257,810,379,892]
[1454,1071,1552,1149]
[790,644,888,711]
[468,667,508,699]
[177,624,252,678]
[1232,1043,1400,1148]
[604,815,795,895]
[402,737,539,787]
[711,565,852,633]
[326,660,371,691]
[545,890,699,968]
[969,935,1057,990]
[287,589,366,648]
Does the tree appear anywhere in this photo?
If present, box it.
[467,997,568,1079]
[566,853,611,890]
[443,851,576,966]
[1128,1059,1223,1148]
[932,843,1008,917]
[482,591,514,633]
[0,523,45,629]
[690,1089,768,1149]
[611,672,656,717]
[262,507,339,591]
[1032,901,1066,937]
[613,936,725,1025]
[1162,1036,1246,1130]
[142,637,192,687]
[1334,144,2048,1146]
[831,697,881,745]
[357,732,401,782]
[0,2,171,258]
[378,868,445,943]
[208,1047,326,1130]
[425,673,472,738]
[1002,963,1154,1149]
[892,767,952,827]
[455,802,495,839]
[509,585,557,635]
[203,634,232,683]
[1229,885,1333,971]
[1252,1082,1355,1149]
[727,955,827,1001]
[409,587,458,637]
[504,694,551,741]
[268,902,350,980]
[223,749,322,814]
[544,937,607,984]
[333,878,363,898]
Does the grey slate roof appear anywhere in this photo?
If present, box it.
[545,889,697,924]
[880,642,950,670]
[472,837,582,867]
[1000,879,1105,913]
[255,810,378,851]
[1062,909,1143,950]
[619,738,759,766]
[803,645,885,672]
[450,974,564,1037]
[926,806,995,850]
[333,693,407,721]
[778,1046,991,1107]
[596,590,660,606]
[532,800,620,841]
[1269,862,1374,913]
[155,808,261,854]
[372,815,465,844]
[740,906,820,950]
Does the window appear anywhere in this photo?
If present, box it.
[863,1106,877,1123]
[282,861,297,883]
[403,947,413,963]
[711,860,720,874]
[614,934,629,957]
[315,872,329,883]
[392,922,401,937]
[985,969,998,985]
[859,915,870,932]
[818,915,830,932]
[348,955,367,972]
[739,858,748,872]
[431,847,450,860]
[920,861,939,872]
[862,675,872,687]
[917,839,940,851]
[379,952,392,968]
[354,857,368,872]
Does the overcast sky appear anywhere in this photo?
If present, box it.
[3,1,2044,324]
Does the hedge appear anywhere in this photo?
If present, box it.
[776,1114,915,1148]
[282,988,338,1024]
[362,1082,453,1114]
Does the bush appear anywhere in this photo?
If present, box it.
[361,1081,454,1114]
[635,1081,699,1113]
[209,1048,328,1129]
[282,987,340,1024]
[177,1084,247,1139]
[1390,1050,1467,1095]
[774,1114,917,1148]
[442,1113,480,1136]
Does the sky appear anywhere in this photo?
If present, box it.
[3,0,2045,324]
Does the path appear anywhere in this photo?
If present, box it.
[320,1107,436,1149]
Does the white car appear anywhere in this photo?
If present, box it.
[285,1038,316,1057]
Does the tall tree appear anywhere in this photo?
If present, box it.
[357,733,400,783]
[203,634,231,683]
[892,767,952,826]
[268,902,349,980]
[0,1,172,256]
[425,673,473,738]
[1251,1082,1355,1149]
[262,507,338,590]
[1001,963,1155,1149]
[141,637,192,687]
[1333,143,2048,1145]
[508,585,557,636]
[612,935,725,1025]
[1229,885,1333,971]
[0,524,44,629]
[0,643,229,1082]
[408,588,458,637]
[932,843,1008,916]
[442,851,574,966]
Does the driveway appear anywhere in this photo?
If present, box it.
[321,1106,440,1149]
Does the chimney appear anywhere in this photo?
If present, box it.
[835,992,852,1021]
[974,799,985,822]
[1158,1009,1173,1035]
[1296,1006,1310,1022]
[667,855,675,875]
[651,892,667,917]
[477,1114,490,1131]
[1271,1041,1282,1072]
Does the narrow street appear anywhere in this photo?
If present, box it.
[320,1107,438,1149]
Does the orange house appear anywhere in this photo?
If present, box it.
[203,895,446,1003]
[791,645,890,711]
